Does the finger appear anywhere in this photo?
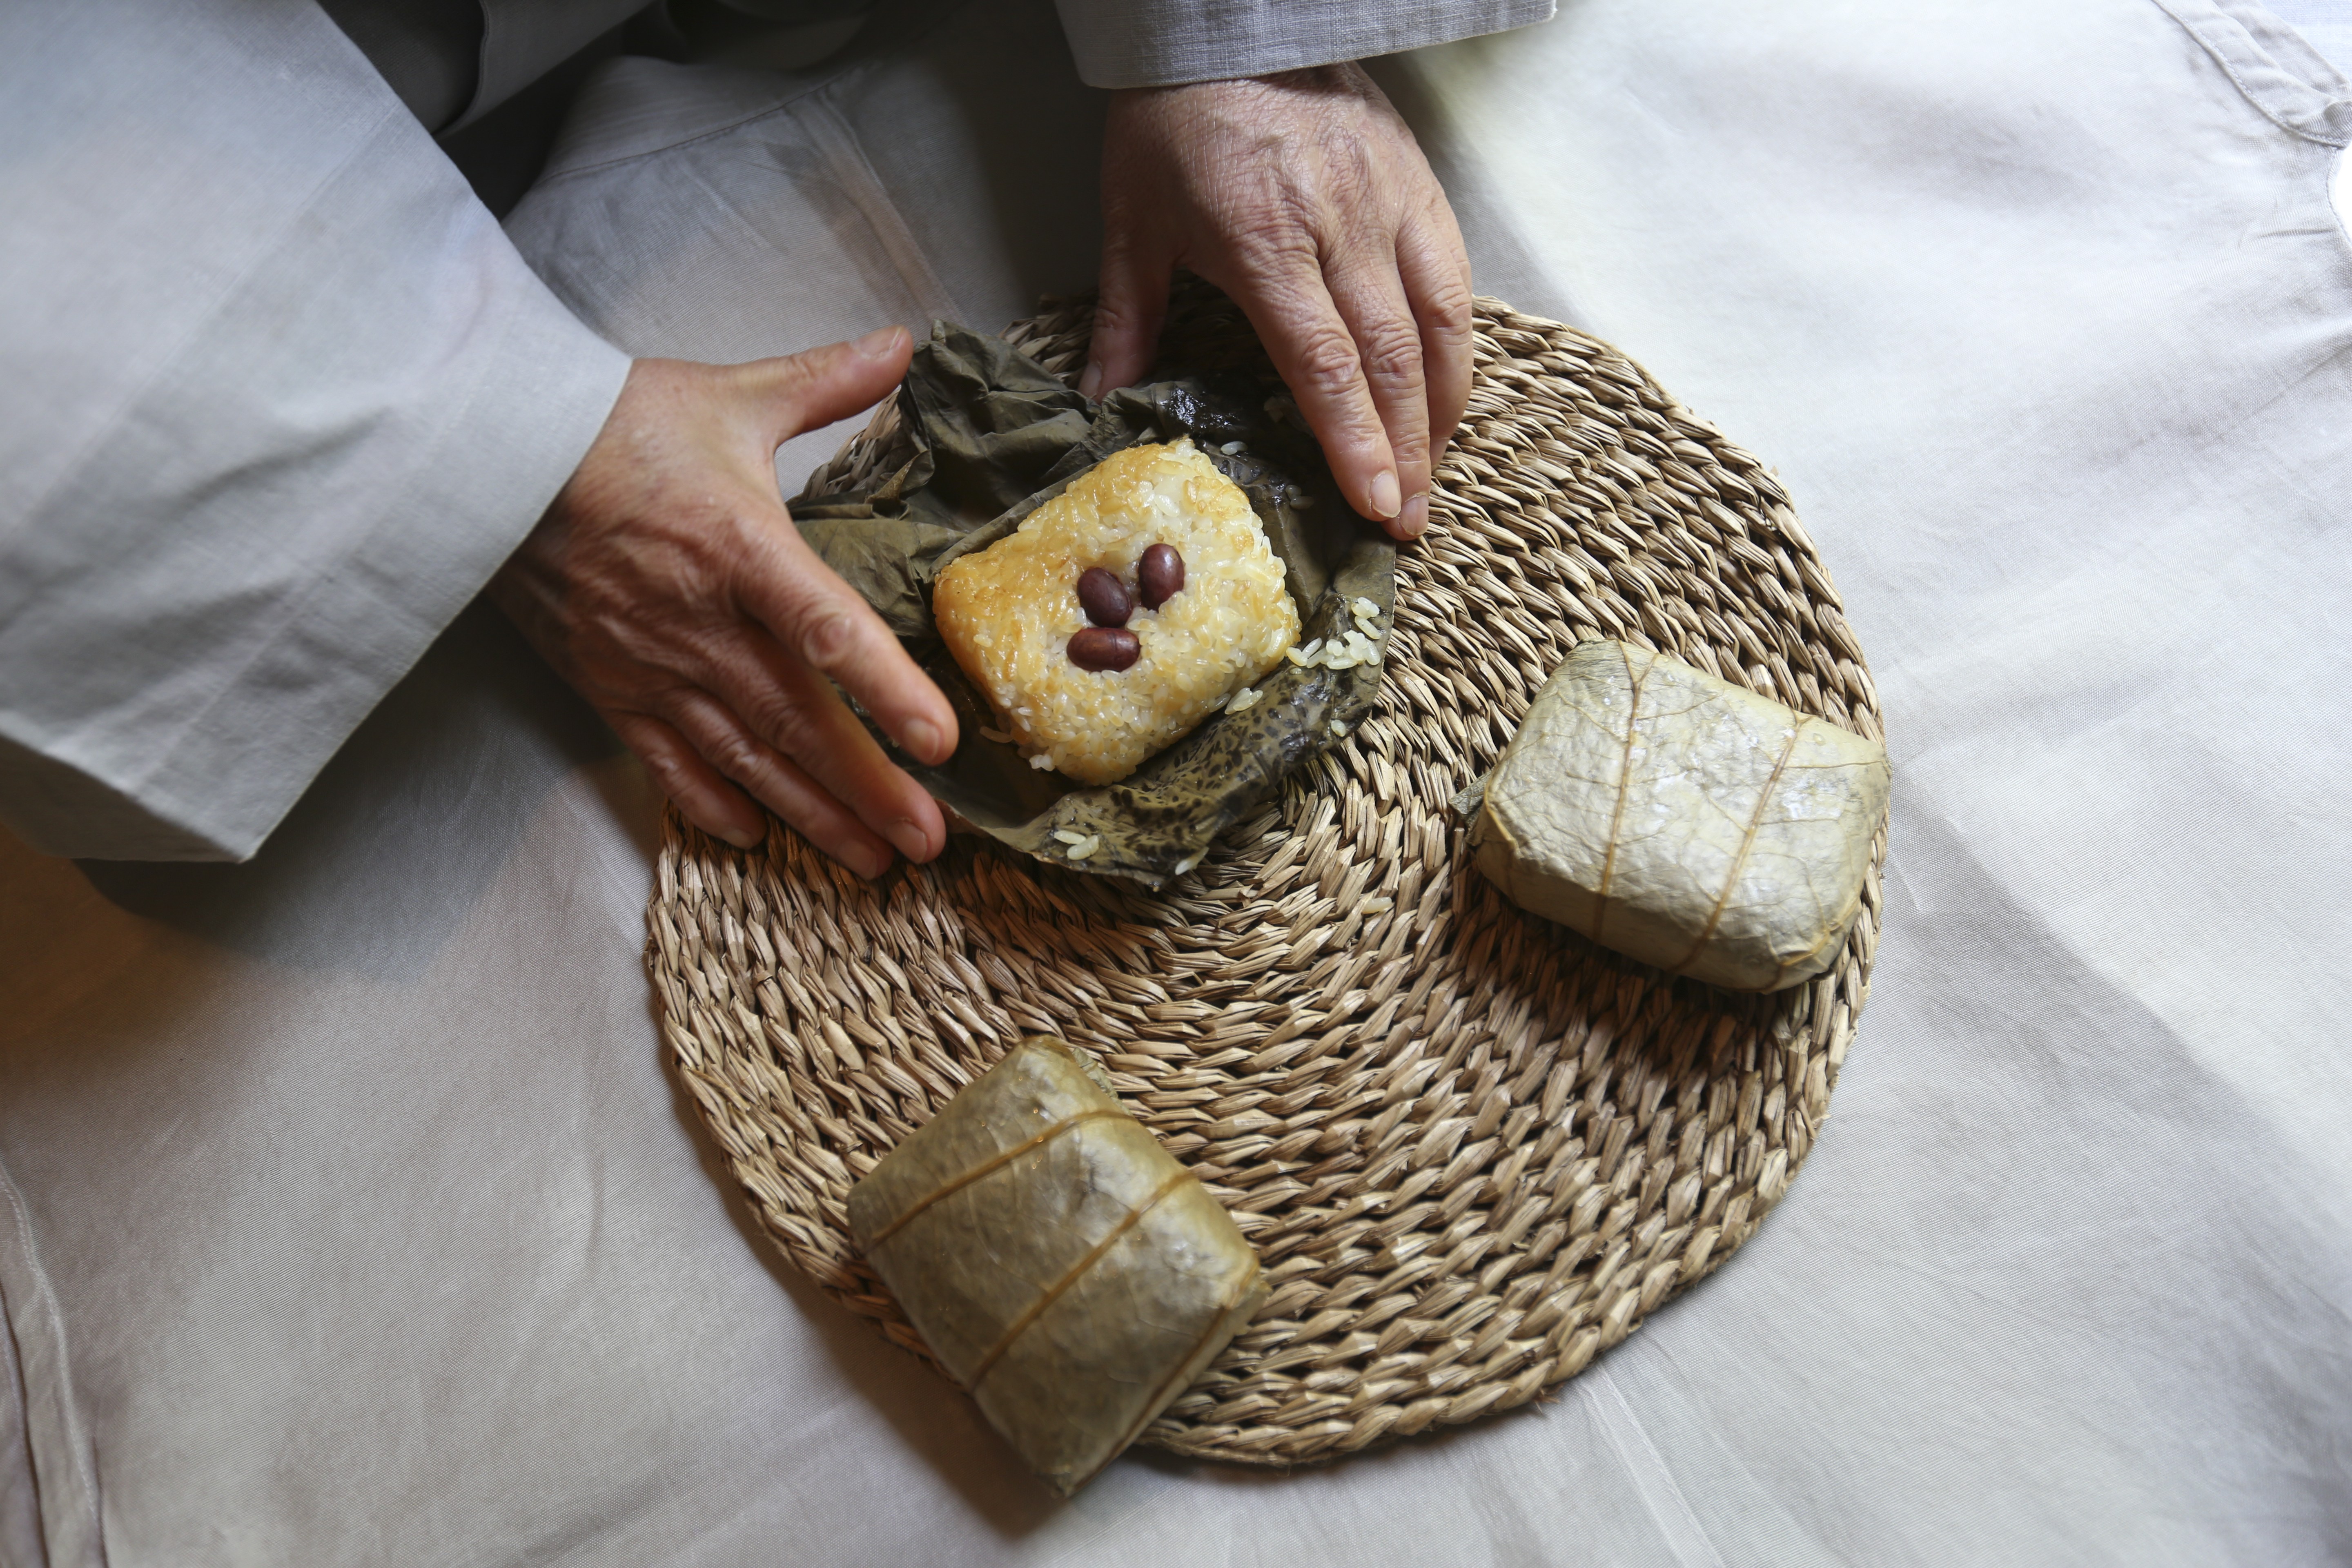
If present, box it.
[607,709,768,852]
[734,519,959,768]
[732,325,915,453]
[1082,232,1172,399]
[1325,249,1431,541]
[705,623,948,866]
[660,690,902,880]
[1399,203,1476,477]
[1226,253,1401,525]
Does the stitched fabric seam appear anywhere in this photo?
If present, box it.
[2149,0,2352,145]
[1587,1365,1727,1568]
[802,88,964,322]
[0,1159,102,1568]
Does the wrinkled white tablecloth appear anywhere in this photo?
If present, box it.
[6,0,2350,1562]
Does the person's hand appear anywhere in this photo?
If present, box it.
[1084,65,1474,541]
[491,328,958,879]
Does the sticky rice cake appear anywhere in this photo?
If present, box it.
[933,439,1299,785]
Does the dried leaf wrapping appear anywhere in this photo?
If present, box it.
[791,321,1393,886]
[845,1038,1266,1495]
[1470,641,1891,992]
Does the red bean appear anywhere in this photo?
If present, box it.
[1067,626,1140,671]
[1138,543,1185,610]
[1077,566,1134,627]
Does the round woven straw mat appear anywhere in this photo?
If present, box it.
[648,286,1886,1467]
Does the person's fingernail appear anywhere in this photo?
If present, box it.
[1369,469,1403,520]
[1078,361,1105,399]
[858,847,893,880]
[902,717,944,762]
[718,825,762,850]
[853,325,905,358]
[1399,492,1429,538]
[886,817,932,863]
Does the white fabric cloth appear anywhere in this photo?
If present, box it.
[5,0,2352,1562]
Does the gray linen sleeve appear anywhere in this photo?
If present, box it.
[1053,0,1558,89]
[0,0,632,861]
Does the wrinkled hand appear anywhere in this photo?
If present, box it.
[1085,65,1474,541]
[492,329,958,878]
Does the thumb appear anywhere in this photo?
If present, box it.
[734,325,913,450]
[1081,236,1169,400]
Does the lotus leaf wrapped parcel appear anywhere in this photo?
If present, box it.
[1470,640,1890,993]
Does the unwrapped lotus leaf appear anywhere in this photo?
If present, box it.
[1469,641,1890,992]
[847,1037,1265,1495]
[791,320,1392,887]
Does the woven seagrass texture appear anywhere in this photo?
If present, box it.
[648,288,1886,1467]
